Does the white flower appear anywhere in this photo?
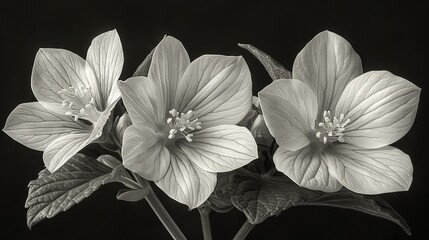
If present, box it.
[118,36,258,209]
[3,30,123,172]
[238,96,274,147]
[259,31,420,194]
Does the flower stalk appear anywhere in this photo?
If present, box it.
[145,185,187,240]
[198,206,212,240]
[128,172,187,240]
[233,220,255,240]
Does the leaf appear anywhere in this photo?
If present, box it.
[25,153,123,229]
[116,188,149,202]
[206,173,235,213]
[133,47,155,77]
[297,188,411,235]
[220,168,411,234]
[238,43,291,80]
[227,169,317,224]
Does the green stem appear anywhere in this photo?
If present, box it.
[121,172,187,240]
[119,175,141,189]
[233,220,255,240]
[198,207,212,240]
[145,185,187,240]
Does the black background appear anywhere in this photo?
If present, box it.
[1,0,428,239]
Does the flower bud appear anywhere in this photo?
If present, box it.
[113,113,132,146]
[238,96,273,147]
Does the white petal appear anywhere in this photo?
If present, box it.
[148,36,190,111]
[274,146,343,192]
[325,144,413,194]
[3,102,92,151]
[107,80,121,107]
[41,101,114,172]
[259,79,317,151]
[174,55,252,127]
[292,31,363,116]
[118,77,165,129]
[122,125,171,181]
[249,114,274,147]
[31,48,101,114]
[178,125,257,173]
[86,29,124,108]
[43,132,93,172]
[335,71,421,149]
[155,150,217,209]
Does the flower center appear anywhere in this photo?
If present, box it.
[58,85,101,123]
[315,110,350,144]
[166,109,202,142]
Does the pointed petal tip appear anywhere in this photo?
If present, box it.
[161,35,181,44]
[318,30,338,37]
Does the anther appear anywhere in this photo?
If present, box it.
[167,109,201,142]
[58,85,101,123]
[315,111,350,144]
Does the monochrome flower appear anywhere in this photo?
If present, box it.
[118,36,258,209]
[238,96,274,147]
[259,31,420,194]
[3,30,123,172]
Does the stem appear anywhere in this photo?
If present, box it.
[233,220,255,240]
[145,184,187,240]
[119,172,186,240]
[198,207,212,240]
[119,175,141,189]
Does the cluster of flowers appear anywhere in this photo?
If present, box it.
[4,29,420,211]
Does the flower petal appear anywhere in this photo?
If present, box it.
[41,100,115,172]
[86,29,124,108]
[118,76,165,129]
[293,31,363,116]
[335,71,421,149]
[258,79,317,151]
[43,131,93,172]
[174,55,252,127]
[3,102,92,151]
[178,125,257,173]
[325,144,413,194]
[122,125,171,181]
[31,48,101,114]
[148,36,190,112]
[155,150,217,209]
[107,80,121,107]
[273,145,343,192]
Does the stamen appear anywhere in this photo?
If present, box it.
[315,111,350,144]
[58,85,101,123]
[166,109,202,142]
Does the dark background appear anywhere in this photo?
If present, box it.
[1,0,428,239]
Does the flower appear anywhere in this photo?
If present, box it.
[3,30,123,172]
[118,36,258,209]
[238,96,274,147]
[259,31,420,194]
